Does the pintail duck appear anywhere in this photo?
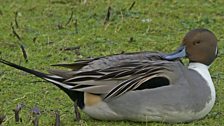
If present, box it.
[0,29,218,123]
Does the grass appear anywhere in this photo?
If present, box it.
[0,0,224,125]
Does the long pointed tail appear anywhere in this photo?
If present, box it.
[0,58,72,88]
[0,58,48,78]
[0,58,80,102]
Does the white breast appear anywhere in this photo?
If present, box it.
[188,63,216,118]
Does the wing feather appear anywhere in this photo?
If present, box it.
[47,52,180,100]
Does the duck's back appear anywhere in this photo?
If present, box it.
[79,51,165,71]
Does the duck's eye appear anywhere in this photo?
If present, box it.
[193,41,201,45]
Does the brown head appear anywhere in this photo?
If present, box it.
[163,29,218,66]
[183,29,218,65]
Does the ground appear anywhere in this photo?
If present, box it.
[0,0,224,125]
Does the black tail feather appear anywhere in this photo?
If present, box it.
[0,58,48,79]
[0,58,81,103]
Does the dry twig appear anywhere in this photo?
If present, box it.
[74,103,81,122]
[11,24,28,62]
[60,46,80,51]
[13,103,24,123]
[65,11,73,26]
[14,11,19,28]
[74,19,78,34]
[31,106,41,126]
[104,6,112,25]
[11,24,21,41]
[20,44,28,62]
[128,1,136,10]
[54,110,60,126]
[0,115,6,126]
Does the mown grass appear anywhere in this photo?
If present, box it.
[0,0,224,125]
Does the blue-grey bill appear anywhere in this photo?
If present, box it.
[162,45,186,60]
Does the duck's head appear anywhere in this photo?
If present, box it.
[164,29,218,66]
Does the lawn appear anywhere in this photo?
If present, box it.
[0,0,224,125]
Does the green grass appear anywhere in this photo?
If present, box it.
[0,0,224,125]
